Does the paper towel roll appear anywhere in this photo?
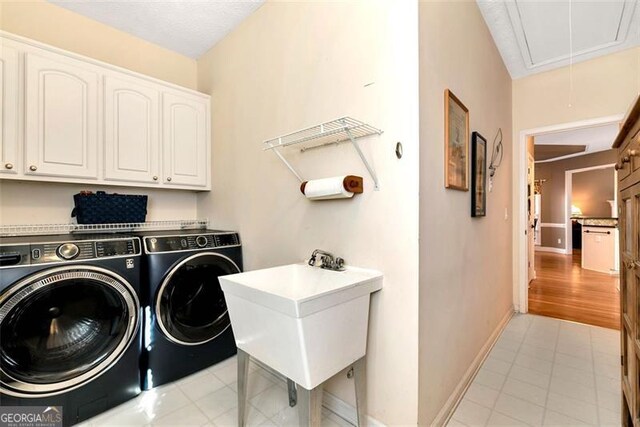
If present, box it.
[300,175,363,200]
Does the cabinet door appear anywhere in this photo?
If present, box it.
[104,75,160,183]
[24,51,98,179]
[162,92,208,187]
[0,42,20,175]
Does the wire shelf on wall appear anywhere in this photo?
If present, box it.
[0,219,209,237]
[263,117,383,190]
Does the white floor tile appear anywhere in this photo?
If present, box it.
[542,409,593,426]
[514,353,553,375]
[194,386,238,420]
[446,418,468,427]
[150,403,209,426]
[486,410,529,426]
[508,365,551,389]
[555,341,592,361]
[473,368,507,391]
[451,398,492,426]
[501,377,547,407]
[549,375,597,405]
[177,371,227,402]
[599,406,622,425]
[518,343,555,362]
[464,383,500,408]
[249,384,290,418]
[495,336,522,352]
[211,406,266,427]
[554,353,594,373]
[545,392,598,424]
[482,356,512,376]
[493,393,544,426]
[596,387,621,413]
[552,364,596,388]
[229,371,276,398]
[489,347,518,364]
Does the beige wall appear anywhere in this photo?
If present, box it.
[418,1,513,425]
[572,167,615,218]
[197,1,420,424]
[0,0,199,225]
[512,45,639,309]
[535,150,616,248]
[0,0,197,88]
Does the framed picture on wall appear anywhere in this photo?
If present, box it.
[471,131,487,217]
[444,89,469,190]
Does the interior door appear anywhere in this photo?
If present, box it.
[24,51,99,179]
[528,154,536,283]
[104,75,160,184]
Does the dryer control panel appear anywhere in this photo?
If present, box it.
[144,233,240,253]
[0,237,140,268]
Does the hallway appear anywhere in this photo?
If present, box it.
[528,251,620,330]
[448,314,621,426]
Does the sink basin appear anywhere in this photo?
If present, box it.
[220,263,382,389]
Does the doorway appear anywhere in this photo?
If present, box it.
[514,116,622,329]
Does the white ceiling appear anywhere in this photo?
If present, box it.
[534,122,619,163]
[47,0,265,59]
[477,0,640,78]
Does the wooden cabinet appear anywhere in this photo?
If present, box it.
[615,96,640,426]
[0,32,210,191]
[24,51,99,179]
[104,75,160,184]
[161,92,209,187]
[0,42,20,175]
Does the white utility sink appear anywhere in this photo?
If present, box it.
[220,263,382,390]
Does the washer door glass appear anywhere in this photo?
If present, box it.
[157,253,239,345]
[0,267,139,396]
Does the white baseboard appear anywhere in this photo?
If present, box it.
[432,308,515,426]
[253,359,386,426]
[535,246,567,254]
[322,391,386,426]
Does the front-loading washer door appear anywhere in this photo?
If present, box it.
[156,252,240,346]
[0,266,139,397]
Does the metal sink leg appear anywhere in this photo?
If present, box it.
[297,383,323,426]
[237,349,250,427]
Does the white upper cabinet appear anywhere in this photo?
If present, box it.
[104,75,160,184]
[24,51,99,179]
[162,92,209,187]
[1,32,210,191]
[0,42,20,175]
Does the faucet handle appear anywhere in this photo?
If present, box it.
[335,257,345,270]
[308,254,317,266]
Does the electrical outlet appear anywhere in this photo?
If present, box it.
[557,238,562,245]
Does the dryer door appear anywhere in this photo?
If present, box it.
[0,266,139,397]
[156,252,240,346]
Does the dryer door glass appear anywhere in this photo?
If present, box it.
[0,267,139,396]
[157,253,240,345]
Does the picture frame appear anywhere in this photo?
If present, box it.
[444,89,469,190]
[471,131,487,217]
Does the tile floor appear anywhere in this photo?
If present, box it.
[83,356,353,427]
[448,314,621,427]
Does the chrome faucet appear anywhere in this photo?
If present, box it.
[308,249,345,271]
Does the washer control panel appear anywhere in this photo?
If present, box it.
[144,233,240,253]
[0,237,141,267]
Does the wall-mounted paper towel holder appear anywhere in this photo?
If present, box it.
[300,175,364,200]
[263,117,383,190]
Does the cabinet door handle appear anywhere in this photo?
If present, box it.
[628,149,639,158]
[4,163,13,170]
[153,176,158,181]
[166,177,172,182]
[29,165,37,172]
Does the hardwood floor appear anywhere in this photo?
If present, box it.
[528,250,620,330]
